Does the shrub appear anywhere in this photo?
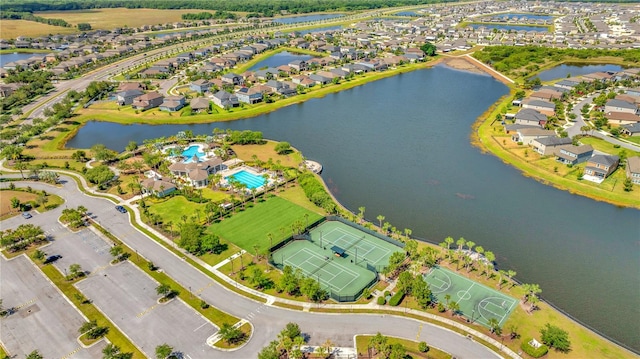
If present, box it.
[521,339,549,358]
[377,296,386,305]
[418,342,429,353]
[388,291,405,306]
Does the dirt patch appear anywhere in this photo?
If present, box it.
[0,190,38,217]
[443,57,486,75]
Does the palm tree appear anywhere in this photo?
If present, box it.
[498,270,508,289]
[357,206,365,224]
[475,245,485,275]
[506,270,517,288]
[377,214,385,229]
[404,228,412,241]
[456,237,466,251]
[466,240,475,253]
[14,161,27,179]
[444,236,454,251]
[448,301,460,317]
[484,251,495,278]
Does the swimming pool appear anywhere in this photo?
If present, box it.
[226,170,266,189]
[182,145,205,163]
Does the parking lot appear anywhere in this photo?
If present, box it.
[76,261,218,358]
[46,227,113,276]
[0,255,106,359]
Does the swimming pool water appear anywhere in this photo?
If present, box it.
[182,145,205,162]
[226,170,266,189]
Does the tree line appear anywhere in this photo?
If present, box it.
[181,11,237,20]
[2,0,453,16]
[0,11,71,28]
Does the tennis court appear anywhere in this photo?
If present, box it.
[272,240,376,301]
[309,221,403,271]
[424,267,517,328]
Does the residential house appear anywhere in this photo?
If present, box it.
[118,82,146,92]
[530,89,563,101]
[254,67,279,81]
[531,136,572,155]
[190,97,210,113]
[211,90,239,109]
[140,177,176,197]
[621,123,640,136]
[555,144,594,165]
[265,80,296,96]
[221,72,243,86]
[132,92,164,110]
[235,87,263,104]
[288,60,307,72]
[190,79,211,93]
[308,73,332,85]
[512,127,556,145]
[626,156,640,185]
[116,89,144,105]
[584,154,620,182]
[0,84,21,98]
[514,108,547,127]
[160,95,186,112]
[604,99,638,115]
[521,98,556,116]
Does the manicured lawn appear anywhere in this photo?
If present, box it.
[276,185,325,215]
[148,196,207,225]
[201,188,230,202]
[579,136,640,157]
[232,141,304,169]
[206,196,323,254]
[355,335,451,359]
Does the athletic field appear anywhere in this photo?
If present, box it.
[271,240,376,301]
[424,267,517,328]
[206,196,322,254]
[308,221,403,272]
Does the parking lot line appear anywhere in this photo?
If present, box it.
[14,298,36,310]
[60,346,82,359]
[195,281,214,294]
[136,303,160,318]
[193,322,208,332]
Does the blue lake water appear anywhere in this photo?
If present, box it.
[491,13,554,21]
[395,11,420,17]
[534,64,624,81]
[152,30,191,39]
[470,24,548,32]
[0,52,40,67]
[249,51,313,71]
[273,14,344,24]
[66,65,640,351]
[297,25,342,35]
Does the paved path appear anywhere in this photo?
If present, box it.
[0,165,519,359]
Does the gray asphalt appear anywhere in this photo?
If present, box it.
[0,255,106,359]
[1,177,501,358]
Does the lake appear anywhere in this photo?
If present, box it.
[297,25,342,35]
[249,51,313,71]
[470,24,548,32]
[66,65,640,352]
[534,64,624,81]
[490,13,554,21]
[0,52,39,67]
[273,14,344,24]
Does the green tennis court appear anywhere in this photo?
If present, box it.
[272,240,376,301]
[424,267,517,328]
[308,221,403,271]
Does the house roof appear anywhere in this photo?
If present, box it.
[605,111,640,123]
[517,128,555,136]
[589,154,619,167]
[188,169,208,181]
[606,99,637,110]
[627,156,640,174]
[190,97,210,109]
[622,123,640,133]
[141,178,176,192]
[515,108,547,122]
[534,136,572,146]
[523,98,555,109]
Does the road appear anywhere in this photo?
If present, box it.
[566,94,640,152]
[0,175,506,359]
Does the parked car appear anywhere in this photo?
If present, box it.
[43,255,62,264]
[115,205,127,213]
[22,212,32,219]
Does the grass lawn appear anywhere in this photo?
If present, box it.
[276,185,326,214]
[148,196,207,225]
[579,136,640,157]
[0,189,64,219]
[198,238,241,266]
[624,136,640,145]
[355,335,451,359]
[0,19,77,39]
[200,188,230,202]
[231,141,304,169]
[206,196,323,254]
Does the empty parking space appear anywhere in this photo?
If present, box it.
[76,261,217,358]
[46,227,113,276]
[0,255,106,358]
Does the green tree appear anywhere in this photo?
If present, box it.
[68,263,83,279]
[278,266,301,295]
[78,22,92,31]
[10,197,21,213]
[420,42,437,56]
[155,343,173,359]
[126,141,138,152]
[412,275,432,309]
[219,323,244,344]
[91,144,116,163]
[623,178,633,192]
[540,323,571,352]
[85,165,115,189]
[26,350,43,359]
[418,341,429,353]
[274,141,292,154]
[32,249,46,262]
[258,340,280,359]
[396,271,414,295]
[156,283,171,298]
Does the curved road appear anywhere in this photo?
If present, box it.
[0,174,504,359]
